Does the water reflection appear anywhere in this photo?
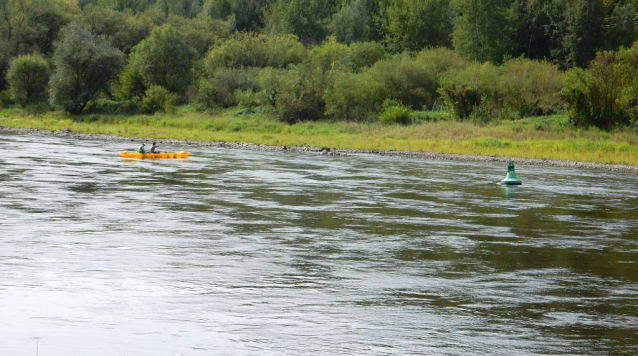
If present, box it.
[503,185,519,199]
[0,133,637,355]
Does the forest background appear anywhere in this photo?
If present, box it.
[2,0,638,164]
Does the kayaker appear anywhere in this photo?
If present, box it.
[137,143,146,153]
[149,142,161,153]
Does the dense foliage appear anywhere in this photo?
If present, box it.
[2,0,638,129]
[6,54,51,108]
[49,24,125,114]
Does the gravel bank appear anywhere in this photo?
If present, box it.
[2,125,637,173]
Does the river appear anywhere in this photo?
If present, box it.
[1,132,637,355]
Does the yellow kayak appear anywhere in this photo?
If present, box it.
[119,151,190,159]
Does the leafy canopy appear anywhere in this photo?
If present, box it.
[49,23,125,114]
[128,24,198,94]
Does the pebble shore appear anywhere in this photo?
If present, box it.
[2,125,637,173]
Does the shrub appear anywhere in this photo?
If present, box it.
[324,71,388,121]
[116,100,140,115]
[368,53,441,110]
[84,100,125,114]
[379,103,412,125]
[437,78,482,120]
[115,66,147,101]
[7,53,50,108]
[560,49,633,128]
[308,37,351,72]
[253,67,297,108]
[140,85,177,114]
[409,110,452,123]
[274,64,328,124]
[500,58,564,117]
[26,102,50,114]
[201,68,257,109]
[414,47,470,74]
[0,90,13,108]
[348,41,388,71]
[277,93,326,124]
[204,33,305,71]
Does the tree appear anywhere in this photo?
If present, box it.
[96,0,155,12]
[127,24,198,94]
[167,14,233,57]
[156,0,201,18]
[450,0,515,64]
[603,2,638,51]
[49,24,125,114]
[80,5,126,43]
[0,0,79,90]
[6,53,50,107]
[204,33,305,71]
[328,0,370,45]
[203,0,268,32]
[510,0,553,60]
[264,0,339,45]
[544,0,605,69]
[110,9,165,54]
[385,0,451,53]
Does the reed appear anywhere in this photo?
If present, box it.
[1,107,637,165]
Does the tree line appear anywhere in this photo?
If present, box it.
[2,0,638,129]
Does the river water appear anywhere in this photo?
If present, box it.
[1,132,637,355]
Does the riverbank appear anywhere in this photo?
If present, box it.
[3,125,637,173]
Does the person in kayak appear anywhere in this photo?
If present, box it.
[149,142,161,153]
[137,143,146,153]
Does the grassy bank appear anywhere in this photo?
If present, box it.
[2,107,638,166]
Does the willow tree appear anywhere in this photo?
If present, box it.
[49,24,125,114]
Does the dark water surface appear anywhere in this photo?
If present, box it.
[1,132,637,355]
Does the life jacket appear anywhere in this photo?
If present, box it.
[137,146,145,153]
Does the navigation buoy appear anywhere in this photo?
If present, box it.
[501,161,522,185]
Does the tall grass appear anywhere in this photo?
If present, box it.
[1,107,637,165]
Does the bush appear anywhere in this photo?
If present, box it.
[84,100,125,114]
[307,37,351,72]
[277,93,326,124]
[409,110,452,123]
[560,49,634,128]
[500,58,564,117]
[274,64,328,123]
[348,41,388,71]
[324,71,388,121]
[437,78,482,120]
[379,102,412,125]
[26,102,51,114]
[140,85,177,114]
[115,66,147,101]
[204,33,305,71]
[116,100,140,115]
[414,47,470,74]
[0,91,12,108]
[368,53,441,110]
[6,53,50,108]
[195,68,257,109]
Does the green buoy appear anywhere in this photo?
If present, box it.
[501,161,522,185]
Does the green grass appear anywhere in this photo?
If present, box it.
[1,107,638,165]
